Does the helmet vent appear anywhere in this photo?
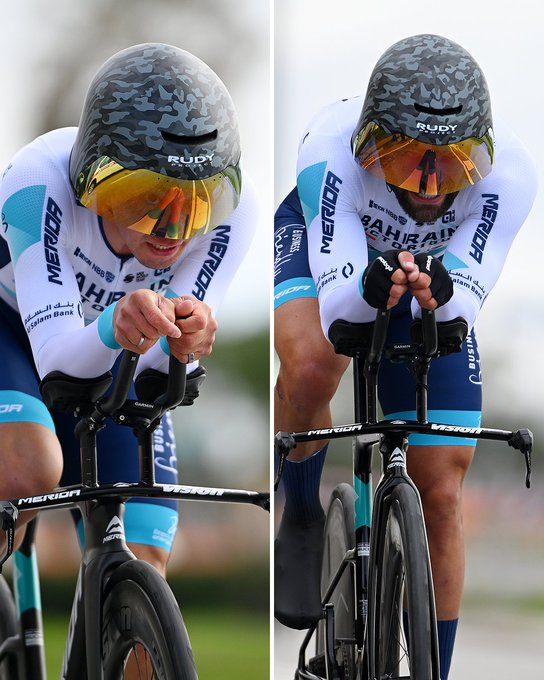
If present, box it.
[160,129,218,146]
[414,103,463,116]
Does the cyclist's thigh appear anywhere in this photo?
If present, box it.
[0,299,54,426]
[378,294,482,448]
[274,189,347,372]
[0,300,59,493]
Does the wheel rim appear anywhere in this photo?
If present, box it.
[379,515,408,677]
[111,639,160,679]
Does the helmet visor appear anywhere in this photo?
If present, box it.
[75,157,241,240]
[353,122,494,196]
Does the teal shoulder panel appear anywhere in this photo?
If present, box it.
[2,185,47,265]
[297,161,327,228]
[442,251,469,271]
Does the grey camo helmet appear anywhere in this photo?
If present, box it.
[352,34,492,148]
[352,35,494,195]
[69,42,241,186]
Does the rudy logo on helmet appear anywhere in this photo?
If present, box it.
[351,34,494,198]
[70,43,242,241]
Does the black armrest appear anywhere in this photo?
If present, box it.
[134,365,206,407]
[40,371,112,414]
[411,316,468,356]
[328,319,375,357]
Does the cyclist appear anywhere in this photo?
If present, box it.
[274,34,536,679]
[0,43,256,578]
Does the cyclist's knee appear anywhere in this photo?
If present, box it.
[420,479,462,525]
[419,478,467,555]
[0,423,63,498]
[410,445,472,504]
[276,350,346,411]
[128,543,170,577]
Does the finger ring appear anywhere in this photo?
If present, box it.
[137,335,146,348]
[187,352,196,363]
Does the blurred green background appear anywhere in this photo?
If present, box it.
[44,611,268,679]
[40,569,269,678]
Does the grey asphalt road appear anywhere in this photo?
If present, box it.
[274,609,544,679]
[274,475,544,679]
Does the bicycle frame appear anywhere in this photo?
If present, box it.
[0,351,269,680]
[275,309,532,680]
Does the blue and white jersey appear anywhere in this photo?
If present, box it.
[296,97,537,335]
[0,127,257,378]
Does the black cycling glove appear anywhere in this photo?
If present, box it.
[361,250,402,309]
[413,253,454,308]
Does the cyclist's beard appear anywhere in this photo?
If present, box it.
[388,185,458,224]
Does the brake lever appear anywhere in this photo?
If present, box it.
[508,428,533,489]
[0,501,18,572]
[274,432,297,491]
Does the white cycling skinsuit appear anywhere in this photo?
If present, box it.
[294,96,537,337]
[0,126,257,552]
[1,127,257,379]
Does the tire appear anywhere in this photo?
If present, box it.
[0,574,20,680]
[368,483,439,680]
[313,483,356,680]
[101,560,198,680]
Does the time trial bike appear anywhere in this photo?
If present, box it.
[0,350,269,679]
[275,308,532,680]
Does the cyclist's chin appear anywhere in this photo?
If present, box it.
[132,239,187,268]
[389,185,458,223]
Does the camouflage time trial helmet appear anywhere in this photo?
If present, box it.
[70,43,241,240]
[352,34,494,196]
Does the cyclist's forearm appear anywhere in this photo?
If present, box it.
[34,311,122,379]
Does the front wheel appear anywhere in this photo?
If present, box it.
[102,560,198,679]
[312,483,356,680]
[367,482,440,680]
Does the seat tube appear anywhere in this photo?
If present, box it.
[353,354,373,641]
[353,435,373,643]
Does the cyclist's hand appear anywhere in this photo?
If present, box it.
[113,290,181,353]
[362,250,420,309]
[167,297,218,364]
[409,253,454,310]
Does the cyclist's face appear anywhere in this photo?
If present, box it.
[389,185,458,224]
[102,219,189,268]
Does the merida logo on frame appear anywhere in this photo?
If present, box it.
[17,489,81,505]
